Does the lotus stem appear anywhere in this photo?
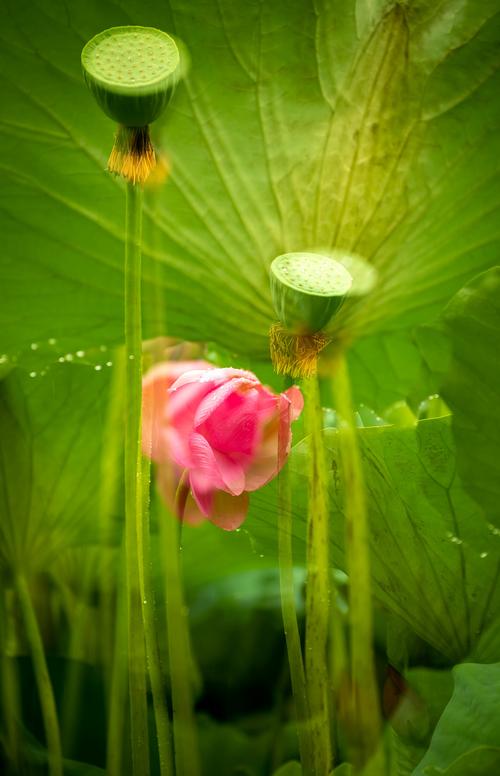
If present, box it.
[158,478,201,776]
[332,353,385,772]
[277,393,315,773]
[15,574,63,776]
[302,374,332,774]
[124,180,150,775]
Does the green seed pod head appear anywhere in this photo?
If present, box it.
[270,252,353,334]
[82,26,180,126]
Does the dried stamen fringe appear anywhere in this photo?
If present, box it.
[269,323,331,379]
[108,125,156,184]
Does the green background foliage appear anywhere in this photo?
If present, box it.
[1,1,500,774]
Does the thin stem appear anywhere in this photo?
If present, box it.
[302,374,332,775]
[124,180,150,775]
[15,575,63,776]
[0,589,22,771]
[158,481,201,776]
[277,446,314,773]
[106,552,128,776]
[332,354,384,772]
[140,456,174,776]
[61,350,125,754]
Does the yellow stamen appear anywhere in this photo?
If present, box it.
[107,125,156,184]
[269,323,331,379]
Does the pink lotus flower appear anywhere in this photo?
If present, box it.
[142,362,303,530]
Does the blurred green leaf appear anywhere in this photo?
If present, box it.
[0,1,499,406]
[418,267,500,528]
[245,417,500,663]
[0,364,119,576]
[413,663,500,775]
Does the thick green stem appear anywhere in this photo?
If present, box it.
[124,180,150,775]
[302,374,332,775]
[277,455,315,773]
[158,486,201,776]
[15,575,63,776]
[332,354,384,772]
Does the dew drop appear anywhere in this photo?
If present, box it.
[480,552,488,559]
[65,353,74,362]
[30,342,39,351]
[0,355,7,364]
[29,371,37,378]
[58,356,65,363]
[76,350,85,358]
[48,338,57,345]
[95,365,102,372]
[129,354,135,360]
[106,361,113,367]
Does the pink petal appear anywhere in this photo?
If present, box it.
[188,433,224,492]
[209,490,249,531]
[142,360,213,461]
[213,450,246,496]
[164,381,214,464]
[193,378,255,427]
[170,367,257,393]
[200,388,261,457]
[190,474,214,517]
[142,370,170,461]
[284,385,304,421]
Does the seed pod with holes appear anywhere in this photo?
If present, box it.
[270,252,352,335]
[269,252,353,378]
[81,26,182,184]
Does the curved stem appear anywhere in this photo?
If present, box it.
[15,574,63,776]
[124,180,149,775]
[302,374,332,774]
[158,473,201,776]
[277,429,315,773]
[332,354,384,772]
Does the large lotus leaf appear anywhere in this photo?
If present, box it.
[1,0,500,408]
[413,663,500,775]
[244,416,500,663]
[0,363,120,576]
[417,267,500,529]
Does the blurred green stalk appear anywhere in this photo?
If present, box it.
[277,449,314,773]
[0,590,22,771]
[159,488,201,776]
[332,354,385,774]
[124,180,150,776]
[303,374,332,774]
[15,574,63,776]
[140,457,175,776]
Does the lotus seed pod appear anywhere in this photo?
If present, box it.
[81,26,180,127]
[270,252,353,335]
